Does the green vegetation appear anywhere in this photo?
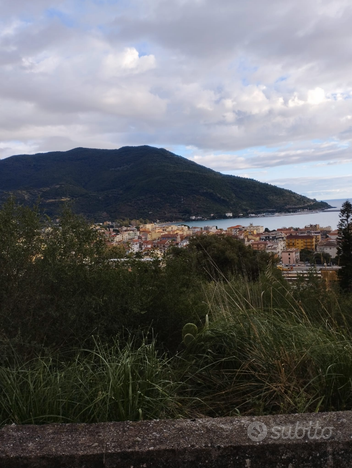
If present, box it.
[300,248,334,265]
[1,199,352,426]
[0,338,178,425]
[338,200,352,291]
[0,146,330,221]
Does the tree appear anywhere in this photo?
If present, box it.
[0,201,114,359]
[300,248,315,264]
[313,252,331,265]
[337,200,352,291]
[0,197,42,316]
[168,234,276,282]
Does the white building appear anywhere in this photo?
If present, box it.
[317,239,338,259]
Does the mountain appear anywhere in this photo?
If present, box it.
[0,145,330,221]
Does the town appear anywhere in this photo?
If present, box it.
[98,220,340,283]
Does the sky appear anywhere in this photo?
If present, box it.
[1,0,352,201]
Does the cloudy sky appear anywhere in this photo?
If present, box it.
[1,0,352,200]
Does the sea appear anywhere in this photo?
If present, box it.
[181,199,352,231]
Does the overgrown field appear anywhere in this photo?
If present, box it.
[1,199,352,425]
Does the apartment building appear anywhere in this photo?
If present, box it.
[286,234,315,251]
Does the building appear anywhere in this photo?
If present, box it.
[250,241,268,251]
[281,249,300,265]
[226,225,243,236]
[243,224,264,234]
[260,231,286,257]
[286,234,315,251]
[321,268,339,288]
[327,230,339,241]
[316,239,338,259]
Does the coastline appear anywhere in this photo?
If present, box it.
[176,208,328,225]
[176,202,348,231]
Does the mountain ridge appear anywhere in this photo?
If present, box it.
[0,145,330,221]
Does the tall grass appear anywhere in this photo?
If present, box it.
[177,273,352,417]
[2,272,352,425]
[0,338,180,425]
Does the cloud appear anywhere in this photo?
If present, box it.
[102,47,156,78]
[264,174,352,200]
[1,0,352,196]
[186,141,352,172]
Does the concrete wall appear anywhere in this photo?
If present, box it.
[1,411,352,467]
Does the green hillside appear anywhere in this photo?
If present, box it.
[0,146,329,221]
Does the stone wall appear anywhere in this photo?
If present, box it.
[1,411,352,467]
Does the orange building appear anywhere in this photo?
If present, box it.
[285,234,315,251]
[250,241,268,251]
